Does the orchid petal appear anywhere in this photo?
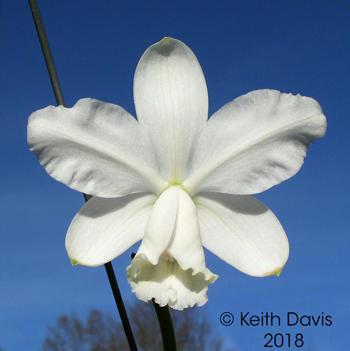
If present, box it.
[134,38,208,184]
[184,90,327,195]
[28,98,167,197]
[194,192,289,277]
[65,193,157,266]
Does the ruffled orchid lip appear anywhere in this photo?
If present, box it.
[127,253,218,310]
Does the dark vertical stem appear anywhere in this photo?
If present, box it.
[153,301,177,351]
[28,1,138,350]
[105,262,138,351]
[28,0,65,107]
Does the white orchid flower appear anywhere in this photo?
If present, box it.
[28,37,327,310]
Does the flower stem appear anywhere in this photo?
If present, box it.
[28,0,65,107]
[105,262,138,351]
[28,1,138,350]
[152,300,177,351]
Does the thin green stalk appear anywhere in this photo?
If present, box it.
[153,300,177,351]
[28,1,138,350]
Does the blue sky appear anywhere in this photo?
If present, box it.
[1,1,349,350]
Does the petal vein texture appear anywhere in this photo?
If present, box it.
[194,192,289,277]
[184,90,327,195]
[134,38,209,184]
[66,193,157,266]
[28,99,167,197]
